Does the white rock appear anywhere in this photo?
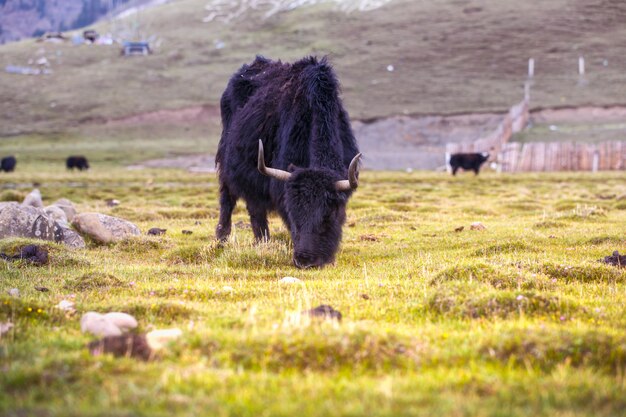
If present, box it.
[103,312,138,332]
[72,212,140,243]
[146,328,182,350]
[7,288,19,297]
[22,189,43,208]
[80,312,122,337]
[470,222,486,231]
[56,300,75,312]
[279,276,303,284]
[221,285,234,292]
[0,322,13,337]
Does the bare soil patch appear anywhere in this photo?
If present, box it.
[126,104,626,171]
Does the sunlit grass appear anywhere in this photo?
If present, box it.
[1,168,626,416]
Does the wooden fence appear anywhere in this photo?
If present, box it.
[499,140,625,172]
[445,95,626,172]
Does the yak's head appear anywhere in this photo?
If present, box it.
[258,140,361,269]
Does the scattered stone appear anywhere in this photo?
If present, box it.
[87,328,183,360]
[600,251,626,268]
[0,244,48,265]
[306,304,342,321]
[105,199,120,207]
[145,328,183,350]
[103,312,138,332]
[279,276,302,284]
[56,300,75,312]
[181,230,193,235]
[194,221,202,225]
[0,203,85,248]
[470,222,486,231]
[80,311,138,337]
[359,234,379,242]
[51,198,77,222]
[221,285,234,292]
[596,194,615,200]
[234,221,250,229]
[147,227,167,236]
[34,286,49,292]
[361,294,370,300]
[81,312,123,337]
[62,228,87,249]
[88,334,152,360]
[7,288,19,297]
[72,212,140,243]
[22,189,43,208]
[44,205,69,226]
[0,322,13,338]
[454,226,464,232]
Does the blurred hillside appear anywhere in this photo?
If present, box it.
[1,0,626,139]
[0,0,160,44]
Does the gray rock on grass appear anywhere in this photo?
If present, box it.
[44,205,69,226]
[51,198,77,222]
[0,202,85,248]
[22,189,43,208]
[72,213,140,244]
[81,312,138,337]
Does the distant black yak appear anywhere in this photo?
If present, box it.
[66,155,90,171]
[1,156,16,172]
[449,152,490,175]
[215,56,362,268]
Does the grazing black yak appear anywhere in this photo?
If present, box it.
[215,56,361,268]
[1,156,16,172]
[66,155,90,171]
[449,152,490,175]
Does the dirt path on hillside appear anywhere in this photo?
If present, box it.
[124,105,626,171]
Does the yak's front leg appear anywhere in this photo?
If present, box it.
[247,201,270,242]
[216,184,237,242]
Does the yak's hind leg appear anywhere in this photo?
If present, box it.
[246,201,270,242]
[216,184,237,242]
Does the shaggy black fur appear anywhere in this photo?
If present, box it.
[215,56,360,268]
[66,155,90,171]
[449,152,489,175]
[1,156,16,172]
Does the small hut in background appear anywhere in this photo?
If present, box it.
[37,32,67,43]
[121,41,151,56]
[83,30,99,43]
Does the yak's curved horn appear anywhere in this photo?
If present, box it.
[258,140,292,182]
[335,153,362,191]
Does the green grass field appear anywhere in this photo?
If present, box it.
[1,161,626,416]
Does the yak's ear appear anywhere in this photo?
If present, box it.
[287,163,300,172]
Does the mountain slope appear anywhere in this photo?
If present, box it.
[0,0,157,44]
[1,0,626,136]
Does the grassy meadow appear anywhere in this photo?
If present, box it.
[1,160,626,416]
